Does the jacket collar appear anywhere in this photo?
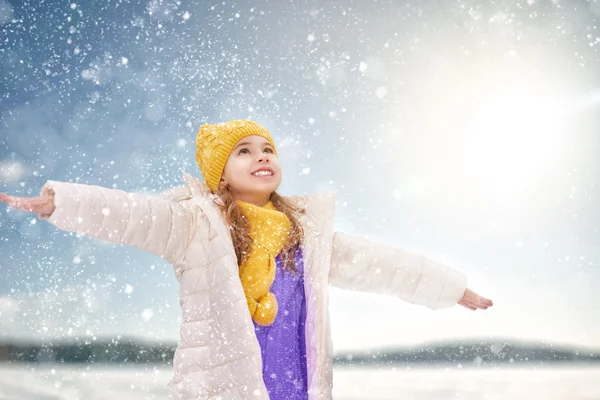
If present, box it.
[182,171,213,196]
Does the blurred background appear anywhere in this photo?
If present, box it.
[0,0,599,398]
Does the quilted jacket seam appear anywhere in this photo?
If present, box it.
[179,271,237,301]
[177,343,210,351]
[73,184,83,232]
[411,256,425,302]
[174,204,202,266]
[95,185,110,237]
[141,196,154,251]
[162,201,175,261]
[433,264,450,308]
[209,350,254,370]
[123,191,134,244]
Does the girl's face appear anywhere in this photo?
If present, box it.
[220,135,282,206]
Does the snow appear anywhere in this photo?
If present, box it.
[1,0,599,381]
[0,364,598,399]
[141,308,154,321]
[0,0,13,25]
[0,161,27,182]
[124,284,133,295]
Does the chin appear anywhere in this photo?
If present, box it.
[265,183,280,192]
[244,183,280,194]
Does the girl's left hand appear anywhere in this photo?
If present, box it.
[458,288,493,311]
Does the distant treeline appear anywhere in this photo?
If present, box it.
[333,340,600,367]
[1,338,599,366]
[0,338,174,364]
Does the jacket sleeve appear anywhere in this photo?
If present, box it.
[328,231,468,310]
[38,180,204,266]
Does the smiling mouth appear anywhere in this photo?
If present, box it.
[251,171,274,177]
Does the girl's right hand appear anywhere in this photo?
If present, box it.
[0,191,56,217]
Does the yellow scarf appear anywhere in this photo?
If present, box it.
[236,200,291,326]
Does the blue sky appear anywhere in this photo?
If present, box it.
[0,0,599,352]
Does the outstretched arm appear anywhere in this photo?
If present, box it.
[329,231,470,310]
[1,180,206,267]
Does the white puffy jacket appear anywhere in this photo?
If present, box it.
[40,171,468,400]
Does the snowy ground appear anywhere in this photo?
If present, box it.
[0,363,598,400]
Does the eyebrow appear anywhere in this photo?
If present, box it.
[234,141,274,150]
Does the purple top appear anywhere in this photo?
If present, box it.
[253,246,308,400]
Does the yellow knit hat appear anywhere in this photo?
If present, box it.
[196,119,279,193]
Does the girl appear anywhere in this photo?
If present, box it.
[0,119,493,400]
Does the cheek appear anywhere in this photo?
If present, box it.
[230,161,251,179]
[269,157,280,168]
[222,160,241,181]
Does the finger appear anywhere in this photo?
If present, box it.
[470,293,493,306]
[467,300,486,310]
[480,294,493,303]
[0,194,21,208]
[477,298,493,307]
[5,196,35,212]
[477,302,492,309]
[28,197,49,207]
[459,300,477,310]
[470,300,488,309]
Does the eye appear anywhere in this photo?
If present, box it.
[239,148,249,154]
[264,148,274,153]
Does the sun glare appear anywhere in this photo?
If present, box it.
[461,90,567,195]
